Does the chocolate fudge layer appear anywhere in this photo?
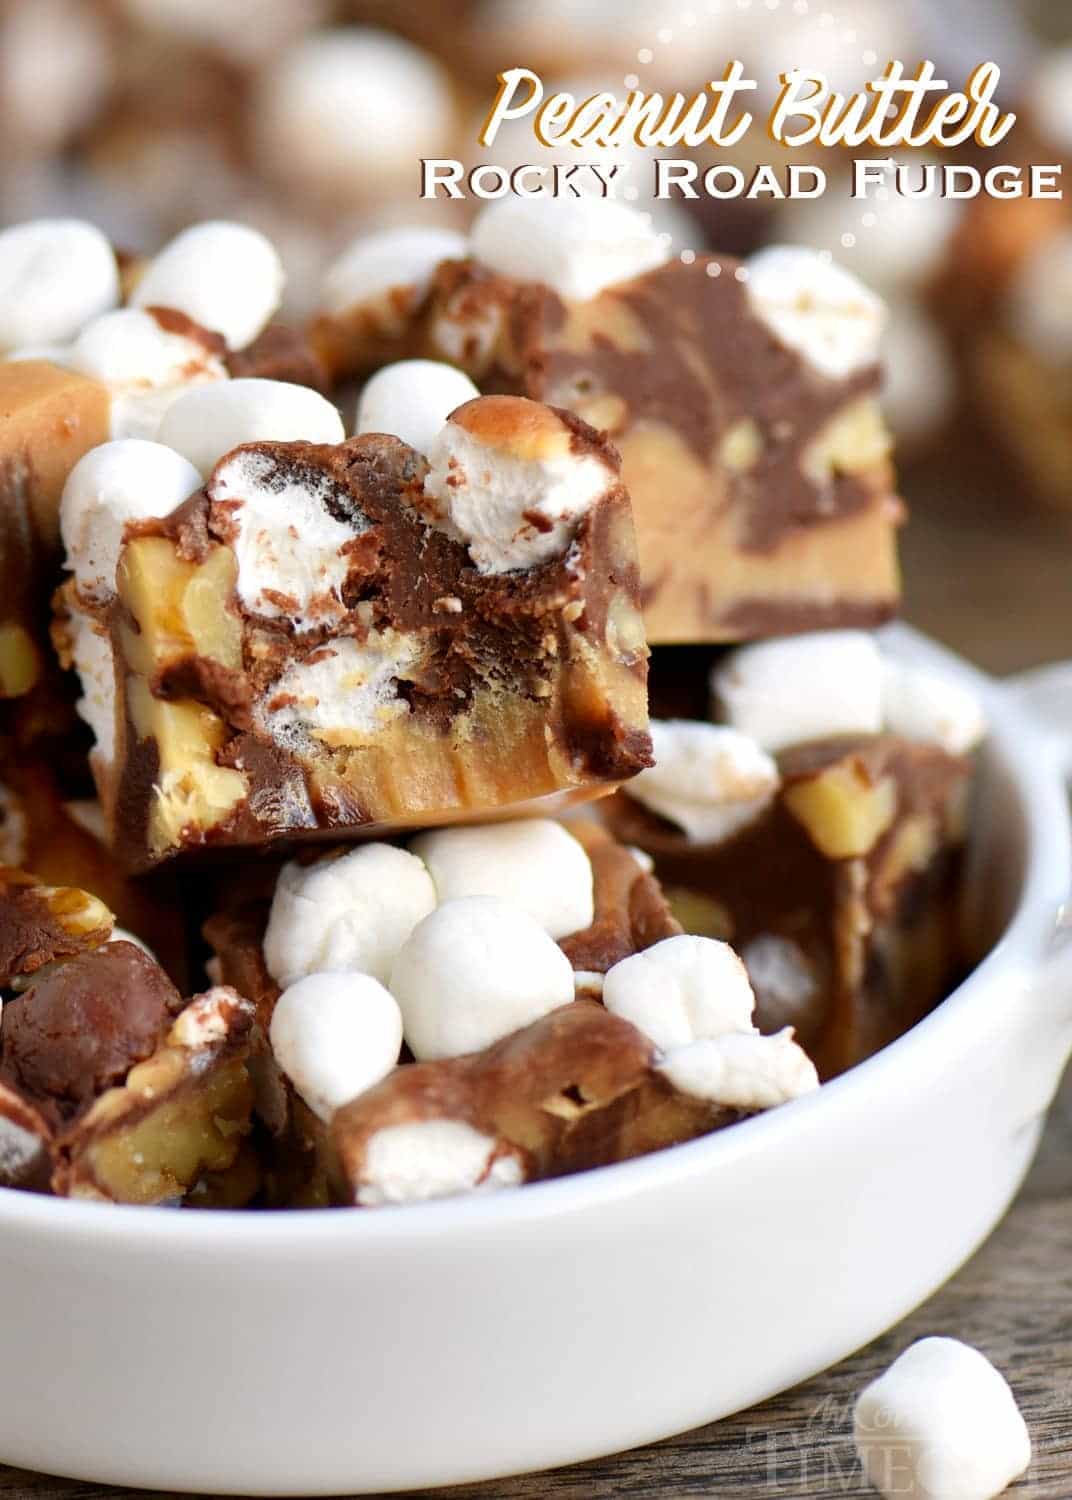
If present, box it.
[74,396,651,870]
[312,246,903,642]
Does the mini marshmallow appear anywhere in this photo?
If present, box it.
[744,245,886,380]
[130,221,284,351]
[881,660,986,756]
[712,631,884,753]
[626,720,779,844]
[389,895,575,1060]
[1005,230,1072,366]
[320,226,469,318]
[270,971,403,1123]
[258,632,421,750]
[355,361,480,456]
[470,197,671,302]
[61,439,203,600]
[881,297,956,447]
[68,614,116,764]
[159,378,344,478]
[356,1119,525,1207]
[424,398,615,573]
[0,219,118,353]
[602,934,757,1053]
[409,820,593,941]
[854,1338,1031,1500]
[656,1029,819,1110]
[264,843,437,990]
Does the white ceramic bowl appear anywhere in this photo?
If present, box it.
[1,625,1070,1496]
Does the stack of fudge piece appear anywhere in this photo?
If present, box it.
[0,200,983,1208]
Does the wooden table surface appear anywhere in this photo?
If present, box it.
[2,442,1070,1500]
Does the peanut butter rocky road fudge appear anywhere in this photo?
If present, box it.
[203,816,817,1207]
[55,393,652,870]
[0,217,329,713]
[310,199,904,643]
[605,632,985,1079]
[0,868,254,1202]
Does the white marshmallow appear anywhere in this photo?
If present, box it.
[1032,47,1072,155]
[712,631,884,753]
[745,245,886,380]
[470,197,671,302]
[67,307,228,442]
[389,895,575,1060]
[207,439,356,631]
[656,1029,819,1110]
[602,934,757,1053]
[627,720,779,845]
[270,971,403,1123]
[423,410,614,574]
[854,1338,1031,1500]
[118,0,318,68]
[409,819,593,941]
[61,438,203,600]
[881,660,986,756]
[355,361,480,456]
[258,633,421,752]
[356,1120,525,1207]
[130,221,284,351]
[320,226,469,318]
[1005,230,1072,365]
[881,297,956,447]
[0,0,113,154]
[68,613,116,765]
[740,935,819,1031]
[160,378,344,479]
[264,843,437,990]
[170,986,250,1051]
[255,30,455,201]
[0,219,118,353]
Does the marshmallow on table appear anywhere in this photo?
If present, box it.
[603,934,757,1053]
[130,221,284,352]
[0,219,118,353]
[269,971,404,1123]
[423,395,617,573]
[626,720,779,844]
[264,843,437,991]
[470,197,672,302]
[356,1119,524,1207]
[409,819,594,941]
[158,379,345,479]
[320,227,469,320]
[854,1337,1031,1500]
[355,361,480,456]
[389,895,575,1060]
[744,246,886,380]
[712,631,884,753]
[881,660,986,756]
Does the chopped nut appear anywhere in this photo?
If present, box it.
[783,758,898,859]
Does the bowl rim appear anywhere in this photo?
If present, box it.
[1,625,1068,1251]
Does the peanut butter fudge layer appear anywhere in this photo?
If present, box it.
[60,395,651,870]
[312,205,903,642]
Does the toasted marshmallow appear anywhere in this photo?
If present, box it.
[1005,230,1072,365]
[854,1338,1031,1500]
[657,1029,819,1110]
[471,196,670,301]
[356,361,480,456]
[389,895,575,1060]
[255,29,455,201]
[130,221,284,351]
[264,843,437,990]
[409,819,594,940]
[320,226,469,319]
[61,439,203,600]
[881,660,986,756]
[207,439,357,630]
[257,632,422,750]
[424,396,615,573]
[626,721,779,845]
[712,631,884,753]
[270,971,403,1123]
[745,246,886,380]
[357,1119,525,1207]
[0,219,118,353]
[68,613,116,765]
[67,307,228,441]
[603,934,757,1053]
[160,378,344,478]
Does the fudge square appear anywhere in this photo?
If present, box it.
[58,394,652,870]
[310,201,904,643]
